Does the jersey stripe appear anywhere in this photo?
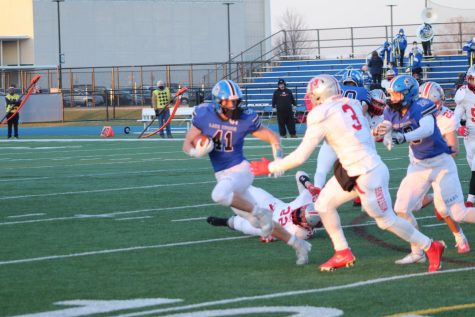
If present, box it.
[421,103,437,116]
[421,82,433,99]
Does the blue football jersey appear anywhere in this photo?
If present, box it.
[341,85,371,106]
[383,98,451,160]
[192,103,262,172]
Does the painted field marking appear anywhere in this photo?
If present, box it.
[0,236,251,266]
[7,213,45,219]
[115,216,153,221]
[383,302,475,317]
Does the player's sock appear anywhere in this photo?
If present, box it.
[386,217,431,251]
[454,230,465,242]
[319,210,349,251]
[314,172,326,190]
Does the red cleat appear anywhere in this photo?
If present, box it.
[259,235,276,243]
[433,207,444,221]
[465,201,474,208]
[319,248,356,272]
[425,240,446,272]
[353,196,361,207]
[456,238,470,254]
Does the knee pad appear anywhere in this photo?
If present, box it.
[374,212,397,230]
[211,185,234,207]
[450,203,468,223]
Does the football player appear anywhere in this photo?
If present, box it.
[251,74,445,272]
[375,75,475,264]
[454,65,475,208]
[182,79,311,265]
[207,171,321,241]
[392,81,470,264]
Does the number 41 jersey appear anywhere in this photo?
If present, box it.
[192,103,262,172]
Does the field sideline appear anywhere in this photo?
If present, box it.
[0,137,474,317]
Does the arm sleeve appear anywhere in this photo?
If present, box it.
[454,104,465,128]
[268,113,324,173]
[404,115,434,142]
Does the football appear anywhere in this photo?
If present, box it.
[192,134,211,148]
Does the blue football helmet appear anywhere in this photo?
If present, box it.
[341,70,363,87]
[386,75,419,111]
[211,79,243,120]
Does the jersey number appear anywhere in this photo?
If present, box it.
[342,104,362,131]
[277,206,292,226]
[212,130,233,152]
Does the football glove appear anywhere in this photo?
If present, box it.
[373,120,392,137]
[392,131,406,144]
[271,143,284,160]
[458,126,469,137]
[250,157,271,176]
[188,138,214,158]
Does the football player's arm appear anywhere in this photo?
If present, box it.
[444,130,459,157]
[182,125,202,155]
[268,118,324,174]
[403,115,435,142]
[453,103,465,128]
[251,126,282,160]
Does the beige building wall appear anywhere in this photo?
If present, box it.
[0,0,35,65]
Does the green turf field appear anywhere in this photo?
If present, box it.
[0,138,474,317]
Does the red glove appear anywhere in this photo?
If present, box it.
[250,157,271,176]
[458,126,469,137]
[307,185,321,198]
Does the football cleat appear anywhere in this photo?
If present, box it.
[455,237,470,254]
[259,235,276,243]
[425,240,446,272]
[319,248,356,271]
[206,216,229,227]
[353,197,361,207]
[433,207,444,221]
[465,201,474,208]
[294,239,312,266]
[395,252,426,265]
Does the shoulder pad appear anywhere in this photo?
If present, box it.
[454,86,467,104]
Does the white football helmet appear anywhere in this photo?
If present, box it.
[369,89,387,116]
[304,75,342,110]
[291,205,321,229]
[385,69,396,80]
[419,81,445,109]
[467,65,475,92]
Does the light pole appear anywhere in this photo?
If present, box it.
[387,4,397,42]
[223,2,233,77]
[52,0,64,90]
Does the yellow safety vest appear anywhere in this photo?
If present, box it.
[5,94,20,113]
[152,88,171,109]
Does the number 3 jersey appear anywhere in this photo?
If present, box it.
[383,98,451,160]
[192,103,262,172]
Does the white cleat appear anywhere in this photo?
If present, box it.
[294,239,312,266]
[253,208,274,237]
[395,252,426,265]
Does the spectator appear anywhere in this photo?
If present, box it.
[4,86,21,139]
[272,79,297,138]
[361,65,373,90]
[379,41,392,66]
[388,61,399,75]
[420,23,433,57]
[408,41,423,78]
[393,28,408,67]
[368,51,384,85]
[463,36,475,66]
[152,80,172,138]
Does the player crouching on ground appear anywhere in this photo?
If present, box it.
[250,74,445,272]
[207,171,322,241]
[182,79,311,265]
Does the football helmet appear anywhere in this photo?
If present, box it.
[304,75,342,110]
[369,89,386,116]
[385,69,396,81]
[419,81,445,109]
[341,69,363,87]
[386,75,419,112]
[291,206,321,229]
[466,65,475,92]
[211,79,243,120]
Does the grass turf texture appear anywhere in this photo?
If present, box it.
[0,138,474,317]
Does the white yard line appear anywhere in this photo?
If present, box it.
[114,266,475,317]
[115,216,153,221]
[0,236,251,266]
[7,213,45,218]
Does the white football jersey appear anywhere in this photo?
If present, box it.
[271,97,382,177]
[248,186,314,239]
[454,85,475,135]
[436,106,457,135]
[365,112,384,129]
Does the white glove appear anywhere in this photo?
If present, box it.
[391,131,406,144]
[189,138,214,158]
[270,144,284,178]
[383,132,393,151]
[374,120,392,137]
